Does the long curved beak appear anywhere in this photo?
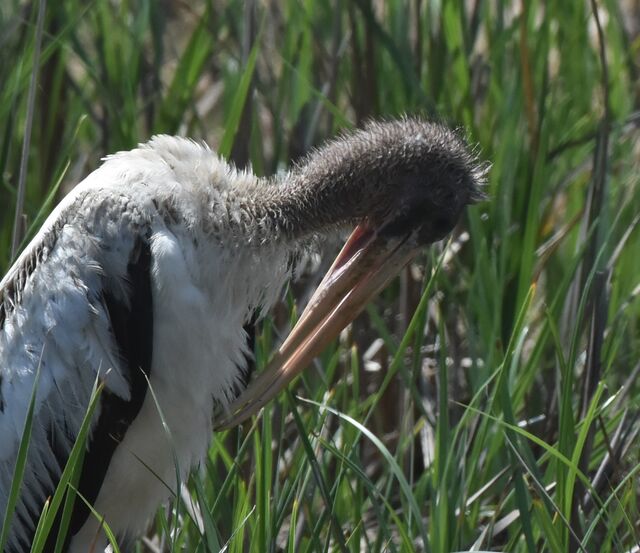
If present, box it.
[214,223,419,431]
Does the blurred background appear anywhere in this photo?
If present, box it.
[1,0,639,551]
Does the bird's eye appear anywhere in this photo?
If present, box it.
[379,205,425,239]
[432,216,453,237]
[415,212,457,244]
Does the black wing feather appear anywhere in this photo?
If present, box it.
[43,234,154,552]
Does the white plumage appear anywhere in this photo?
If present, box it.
[1,137,291,551]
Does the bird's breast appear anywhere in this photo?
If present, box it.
[71,224,292,546]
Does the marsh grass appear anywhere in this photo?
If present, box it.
[1,0,639,551]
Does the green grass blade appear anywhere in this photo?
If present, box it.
[0,362,42,552]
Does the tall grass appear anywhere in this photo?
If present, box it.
[1,0,639,551]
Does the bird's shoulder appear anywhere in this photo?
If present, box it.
[0,179,155,445]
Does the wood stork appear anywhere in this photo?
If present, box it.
[0,118,484,552]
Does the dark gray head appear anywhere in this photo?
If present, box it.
[287,117,486,244]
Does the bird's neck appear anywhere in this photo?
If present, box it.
[234,166,369,247]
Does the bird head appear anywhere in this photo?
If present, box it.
[215,118,486,430]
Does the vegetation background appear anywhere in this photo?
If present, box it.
[1,0,639,551]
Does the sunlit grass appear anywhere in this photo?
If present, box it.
[1,0,639,551]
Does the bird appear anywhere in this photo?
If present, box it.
[0,118,484,552]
